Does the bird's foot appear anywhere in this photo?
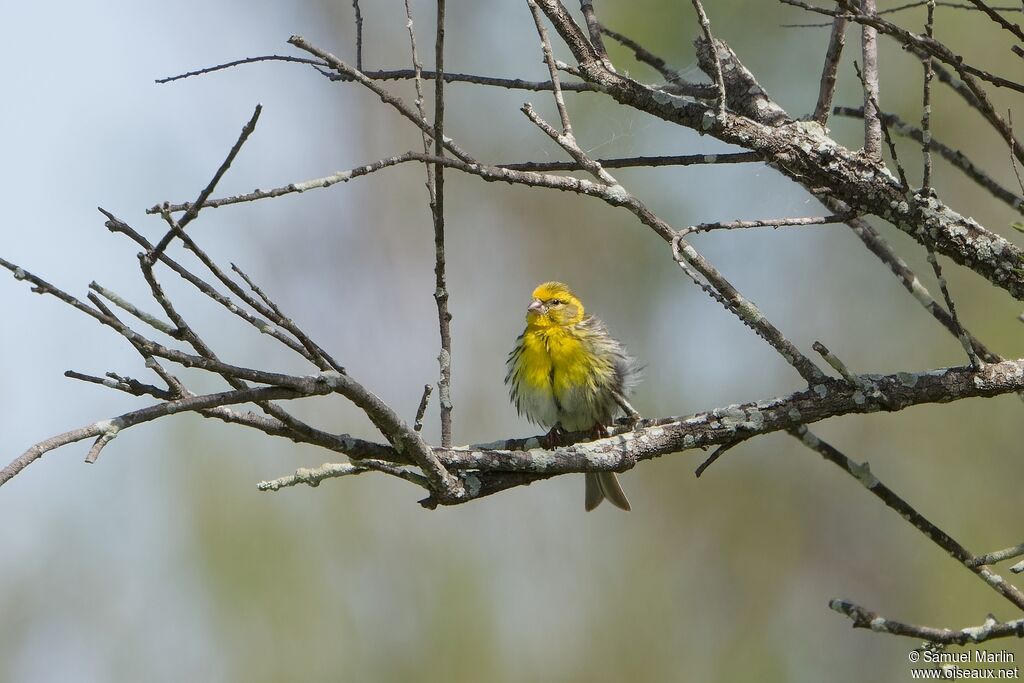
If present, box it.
[613,413,645,431]
[540,425,566,449]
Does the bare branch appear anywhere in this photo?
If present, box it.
[969,543,1024,568]
[783,0,1024,95]
[599,24,717,98]
[851,60,911,193]
[1,385,312,486]
[155,151,762,214]
[834,106,1024,214]
[413,384,433,433]
[534,1,1024,301]
[694,438,750,477]
[830,601,1024,645]
[432,0,454,452]
[838,210,1001,363]
[287,35,476,164]
[694,36,790,125]
[257,459,429,492]
[151,152,421,213]
[680,213,853,235]
[814,16,849,124]
[88,282,177,337]
[155,55,328,84]
[922,0,936,192]
[859,0,882,160]
[352,0,364,70]
[527,0,574,135]
[499,151,762,171]
[963,0,1024,42]
[64,370,175,401]
[792,427,1024,611]
[690,0,726,114]
[579,1,610,66]
[149,104,263,260]
[926,250,982,369]
[812,341,861,384]
[334,68,604,93]
[926,56,1024,163]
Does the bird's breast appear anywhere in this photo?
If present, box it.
[521,327,594,393]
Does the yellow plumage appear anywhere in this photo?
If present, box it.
[506,282,640,511]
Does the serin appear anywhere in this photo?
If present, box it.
[505,281,641,511]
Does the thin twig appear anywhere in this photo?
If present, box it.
[64,370,174,401]
[792,427,1024,611]
[2,385,313,485]
[433,0,453,451]
[413,384,433,433]
[499,152,761,172]
[352,0,364,70]
[112,214,380,462]
[830,600,1024,645]
[838,210,1001,363]
[527,0,573,134]
[783,0,1024,118]
[156,55,329,83]
[154,151,762,214]
[691,0,726,114]
[854,60,909,191]
[927,56,1024,163]
[813,16,849,124]
[158,209,337,372]
[833,107,1024,213]
[879,0,1022,14]
[679,213,853,235]
[88,282,177,337]
[151,152,422,214]
[694,439,749,477]
[598,24,717,98]
[964,0,1024,42]
[403,0,430,136]
[859,46,982,372]
[229,262,345,372]
[921,0,936,192]
[783,0,1024,24]
[1010,110,1024,194]
[148,104,262,261]
[784,1,1023,26]
[670,236,827,384]
[103,210,328,366]
[288,35,476,163]
[812,341,861,384]
[859,0,882,160]
[330,68,604,93]
[926,250,982,369]
[258,459,430,492]
[968,542,1024,568]
[579,1,610,65]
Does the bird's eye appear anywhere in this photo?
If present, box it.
[549,298,562,306]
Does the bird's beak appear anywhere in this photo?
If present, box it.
[527,299,544,313]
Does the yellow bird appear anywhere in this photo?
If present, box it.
[505,282,640,511]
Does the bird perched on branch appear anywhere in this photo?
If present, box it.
[506,281,641,511]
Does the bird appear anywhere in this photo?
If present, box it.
[505,281,641,511]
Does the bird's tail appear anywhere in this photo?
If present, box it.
[585,472,631,511]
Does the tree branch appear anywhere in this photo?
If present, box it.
[830,600,1024,645]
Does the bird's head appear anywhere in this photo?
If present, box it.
[525,281,585,328]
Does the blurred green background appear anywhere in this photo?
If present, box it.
[2,1,1024,681]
